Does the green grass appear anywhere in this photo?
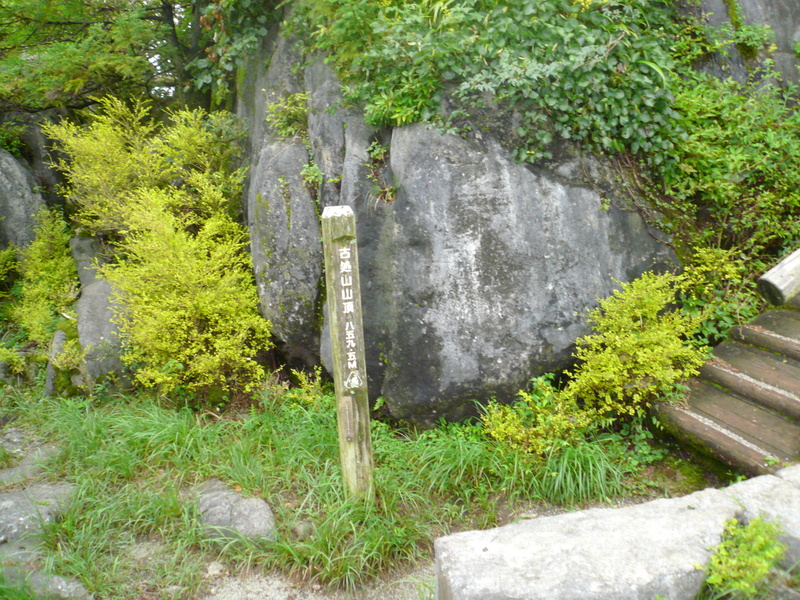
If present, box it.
[0,377,711,597]
[0,572,39,600]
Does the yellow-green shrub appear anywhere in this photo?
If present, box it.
[11,209,78,347]
[44,97,269,401]
[562,271,708,418]
[100,202,271,398]
[704,517,786,599]
[44,97,246,236]
[483,271,708,455]
[482,376,592,455]
[0,245,17,290]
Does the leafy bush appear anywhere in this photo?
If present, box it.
[703,517,786,599]
[0,122,26,157]
[678,247,761,347]
[264,91,309,139]
[562,271,708,419]
[484,271,707,462]
[10,208,78,347]
[44,97,247,237]
[45,98,270,401]
[292,0,682,160]
[482,375,591,455]
[657,67,800,267]
[101,208,270,398]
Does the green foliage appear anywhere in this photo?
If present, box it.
[0,122,26,157]
[482,375,591,455]
[484,271,706,472]
[10,209,78,348]
[562,271,708,419]
[678,248,761,347]
[365,141,396,204]
[192,0,281,106]
[45,97,269,400]
[0,0,159,111]
[0,572,39,600]
[292,0,682,161]
[0,245,18,291]
[703,517,786,599]
[0,0,282,111]
[44,96,247,237]
[657,68,800,267]
[264,91,310,138]
[101,210,271,398]
[301,162,324,189]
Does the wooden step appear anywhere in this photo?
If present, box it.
[653,402,783,476]
[687,380,800,459]
[700,343,800,421]
[730,311,800,361]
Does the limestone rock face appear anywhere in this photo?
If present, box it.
[378,127,672,424]
[241,31,675,425]
[241,32,323,366]
[0,148,45,248]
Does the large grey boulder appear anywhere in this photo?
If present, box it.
[435,489,742,600]
[725,473,800,567]
[0,148,45,248]
[375,127,673,424]
[242,31,674,425]
[70,237,124,386]
[243,32,324,366]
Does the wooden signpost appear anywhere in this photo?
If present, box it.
[321,206,374,499]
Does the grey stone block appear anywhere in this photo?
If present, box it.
[435,489,742,600]
[776,464,800,490]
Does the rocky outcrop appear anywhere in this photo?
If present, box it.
[375,128,672,424]
[0,148,45,249]
[240,34,324,367]
[238,31,675,425]
[3,111,64,206]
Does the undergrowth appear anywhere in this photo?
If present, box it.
[0,367,690,596]
[698,517,788,600]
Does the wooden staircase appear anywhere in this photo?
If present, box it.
[655,251,800,476]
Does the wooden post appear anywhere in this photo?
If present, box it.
[758,247,800,306]
[321,206,374,499]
